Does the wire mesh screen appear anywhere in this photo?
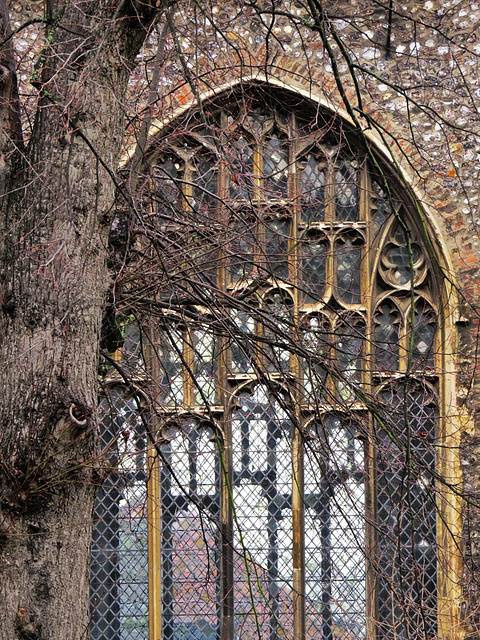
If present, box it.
[232,386,294,639]
[160,420,220,640]
[90,388,149,640]
[304,415,366,640]
[376,383,437,640]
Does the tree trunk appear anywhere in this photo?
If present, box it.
[0,2,159,638]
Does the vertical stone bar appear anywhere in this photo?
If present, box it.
[292,426,305,640]
[148,449,162,640]
[221,416,234,640]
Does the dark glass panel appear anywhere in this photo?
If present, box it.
[336,232,363,304]
[160,420,220,640]
[155,156,183,208]
[411,299,436,370]
[298,153,325,222]
[195,245,218,288]
[192,155,217,218]
[374,300,401,372]
[264,134,289,197]
[265,218,290,281]
[229,136,255,199]
[335,316,364,402]
[230,308,256,374]
[121,321,144,375]
[304,414,365,639]
[376,383,437,640]
[335,160,359,221]
[228,217,256,283]
[300,232,327,303]
[232,386,293,639]
[157,328,184,407]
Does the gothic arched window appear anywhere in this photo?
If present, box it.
[91,88,449,640]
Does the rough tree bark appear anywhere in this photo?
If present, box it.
[0,2,160,638]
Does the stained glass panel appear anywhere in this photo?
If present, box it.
[372,180,395,231]
[155,156,182,208]
[382,226,423,287]
[121,321,144,375]
[263,290,293,372]
[230,308,255,374]
[229,217,256,284]
[412,299,436,369]
[192,327,218,405]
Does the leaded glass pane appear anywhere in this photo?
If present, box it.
[335,160,359,221]
[161,421,220,640]
[90,389,148,640]
[376,383,437,640]
[304,415,366,640]
[192,326,218,405]
[412,299,436,369]
[194,245,218,288]
[155,156,182,208]
[299,154,325,222]
[300,232,327,303]
[245,107,272,136]
[232,386,293,639]
[374,300,401,372]
[230,308,255,374]
[228,217,256,284]
[192,155,217,217]
[229,136,255,199]
[336,317,364,402]
[264,134,289,196]
[121,321,144,375]
[263,290,293,372]
[336,233,363,305]
[381,225,423,287]
[157,329,184,407]
[301,314,330,403]
[372,180,396,231]
[265,218,290,281]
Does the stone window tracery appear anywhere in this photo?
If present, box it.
[90,90,444,640]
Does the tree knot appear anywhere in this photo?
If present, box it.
[16,608,41,640]
[69,403,89,427]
